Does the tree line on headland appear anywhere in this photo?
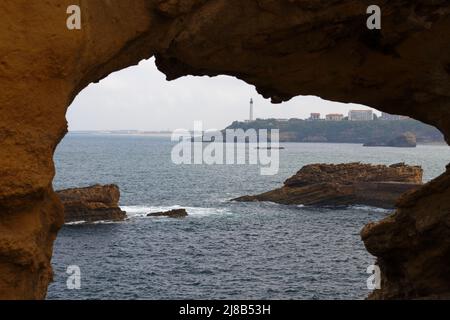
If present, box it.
[225,118,444,144]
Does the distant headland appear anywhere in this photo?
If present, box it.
[69,111,445,146]
[226,117,445,145]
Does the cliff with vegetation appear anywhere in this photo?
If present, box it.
[226,119,444,144]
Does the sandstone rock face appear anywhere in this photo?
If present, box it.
[234,163,423,209]
[147,208,188,218]
[0,0,449,299]
[284,163,423,187]
[362,165,450,299]
[57,185,127,223]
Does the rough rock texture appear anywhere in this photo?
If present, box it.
[362,164,450,299]
[57,185,127,223]
[147,208,188,218]
[0,0,449,299]
[364,132,417,147]
[234,163,423,209]
[284,162,423,186]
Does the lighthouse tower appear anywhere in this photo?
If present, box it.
[249,98,254,122]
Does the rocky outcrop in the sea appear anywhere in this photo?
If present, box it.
[57,185,127,223]
[147,209,188,218]
[1,0,450,299]
[234,163,423,209]
[364,132,417,148]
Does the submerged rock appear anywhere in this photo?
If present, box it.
[147,209,188,218]
[57,184,127,223]
[234,163,423,209]
[364,132,417,148]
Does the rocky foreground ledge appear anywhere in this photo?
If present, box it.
[234,163,423,209]
[57,184,127,223]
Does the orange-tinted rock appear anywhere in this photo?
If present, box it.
[361,167,450,299]
[234,163,423,209]
[285,163,423,187]
[57,185,127,223]
[0,0,449,299]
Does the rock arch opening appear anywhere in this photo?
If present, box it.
[50,57,450,299]
[49,57,408,299]
[1,0,450,299]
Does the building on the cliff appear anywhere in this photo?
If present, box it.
[380,112,410,121]
[325,113,344,121]
[348,109,374,121]
[309,113,321,120]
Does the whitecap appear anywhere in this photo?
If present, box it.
[349,205,393,214]
[64,220,86,225]
[120,205,232,218]
[64,219,123,225]
[91,220,123,225]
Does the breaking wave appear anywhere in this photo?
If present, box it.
[120,205,232,218]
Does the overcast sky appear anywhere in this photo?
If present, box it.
[67,58,379,131]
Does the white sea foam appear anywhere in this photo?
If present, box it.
[120,205,231,218]
[349,205,392,214]
[65,220,123,225]
[91,220,123,225]
[65,220,87,225]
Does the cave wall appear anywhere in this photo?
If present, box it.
[362,165,450,299]
[0,0,449,299]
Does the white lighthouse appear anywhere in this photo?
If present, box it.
[249,98,254,122]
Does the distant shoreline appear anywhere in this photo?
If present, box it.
[226,118,446,145]
[66,131,448,146]
[68,131,173,136]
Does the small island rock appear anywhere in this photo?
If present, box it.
[57,184,127,223]
[147,208,188,218]
[234,162,423,209]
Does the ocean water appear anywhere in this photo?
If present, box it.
[47,134,450,299]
